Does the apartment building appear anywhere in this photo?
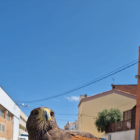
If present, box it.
[0,86,28,140]
[0,105,13,140]
[0,86,20,140]
[19,110,28,135]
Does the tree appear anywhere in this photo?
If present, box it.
[95,108,122,132]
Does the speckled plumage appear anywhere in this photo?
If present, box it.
[26,107,99,140]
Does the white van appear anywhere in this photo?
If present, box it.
[18,134,28,140]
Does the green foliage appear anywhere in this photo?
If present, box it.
[95,108,122,132]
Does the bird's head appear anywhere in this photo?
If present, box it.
[26,107,57,136]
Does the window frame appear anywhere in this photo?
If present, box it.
[0,122,5,133]
[6,111,10,121]
[0,107,4,118]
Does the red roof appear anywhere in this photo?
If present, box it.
[111,84,137,96]
[78,85,137,107]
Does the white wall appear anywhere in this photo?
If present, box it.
[103,130,135,140]
[0,87,20,140]
[69,123,78,130]
[13,116,20,140]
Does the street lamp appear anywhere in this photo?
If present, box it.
[135,75,140,79]
[17,103,29,107]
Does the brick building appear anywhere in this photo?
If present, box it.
[0,105,13,140]
[0,86,20,140]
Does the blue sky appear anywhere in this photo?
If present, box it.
[0,0,140,129]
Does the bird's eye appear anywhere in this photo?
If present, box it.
[50,111,54,117]
[34,111,39,115]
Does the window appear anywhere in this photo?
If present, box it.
[0,108,4,118]
[0,123,5,133]
[7,111,10,121]
[20,116,26,125]
[123,110,132,121]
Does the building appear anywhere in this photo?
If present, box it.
[19,110,28,135]
[64,122,69,130]
[0,87,20,140]
[78,85,136,138]
[64,121,78,130]
[0,86,28,140]
[103,106,136,140]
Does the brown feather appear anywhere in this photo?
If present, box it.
[69,135,98,140]
[26,107,99,140]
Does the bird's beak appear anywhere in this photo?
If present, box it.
[42,109,52,121]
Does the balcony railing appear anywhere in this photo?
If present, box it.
[105,106,136,133]
[105,119,135,133]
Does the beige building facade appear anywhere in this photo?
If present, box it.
[78,85,137,138]
[19,110,28,135]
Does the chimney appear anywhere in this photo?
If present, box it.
[111,84,115,89]
[135,46,140,140]
[79,94,87,102]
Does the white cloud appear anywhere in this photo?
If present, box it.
[66,96,79,102]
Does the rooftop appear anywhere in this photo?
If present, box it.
[78,84,137,107]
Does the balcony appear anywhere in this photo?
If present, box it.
[105,106,136,133]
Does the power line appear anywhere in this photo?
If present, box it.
[22,107,77,122]
[81,101,136,117]
[56,119,74,122]
[22,107,78,116]
[22,100,136,118]
[21,100,136,123]
[82,114,97,117]
[81,101,136,115]
[18,60,139,103]
[117,101,136,108]
[56,114,77,116]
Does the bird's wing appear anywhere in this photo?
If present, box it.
[63,130,99,140]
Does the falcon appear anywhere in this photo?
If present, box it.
[26,107,99,140]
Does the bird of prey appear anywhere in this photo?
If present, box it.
[26,107,99,140]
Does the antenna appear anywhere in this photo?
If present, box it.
[112,78,115,84]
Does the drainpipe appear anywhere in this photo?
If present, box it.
[135,46,140,140]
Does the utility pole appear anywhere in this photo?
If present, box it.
[135,46,140,140]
